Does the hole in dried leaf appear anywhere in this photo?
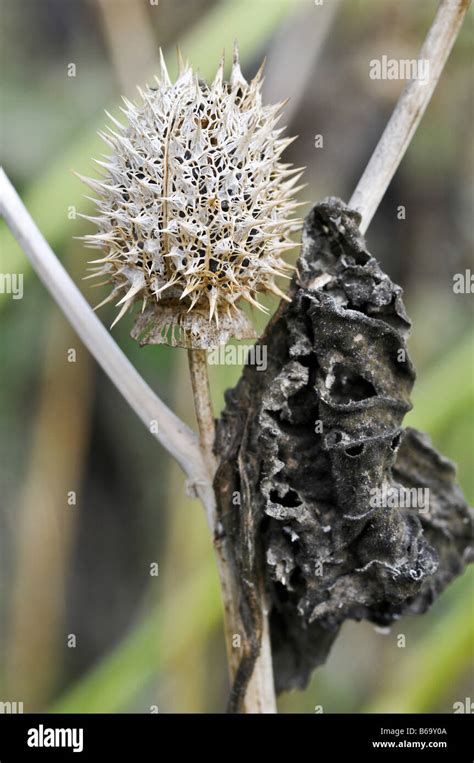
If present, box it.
[330,363,377,404]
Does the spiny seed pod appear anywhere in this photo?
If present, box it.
[78,47,304,349]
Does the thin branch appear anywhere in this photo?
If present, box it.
[0,168,207,488]
[187,348,277,713]
[187,349,217,476]
[350,0,470,234]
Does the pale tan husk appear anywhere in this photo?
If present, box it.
[79,47,304,348]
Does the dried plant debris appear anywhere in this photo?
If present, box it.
[216,197,473,694]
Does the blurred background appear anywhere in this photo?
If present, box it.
[0,0,472,713]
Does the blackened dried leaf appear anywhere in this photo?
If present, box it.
[215,197,473,694]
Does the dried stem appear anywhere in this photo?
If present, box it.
[0,168,206,488]
[187,349,217,475]
[187,348,277,713]
[350,0,470,233]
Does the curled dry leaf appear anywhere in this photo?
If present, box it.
[216,197,473,693]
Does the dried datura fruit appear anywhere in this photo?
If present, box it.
[78,48,303,348]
